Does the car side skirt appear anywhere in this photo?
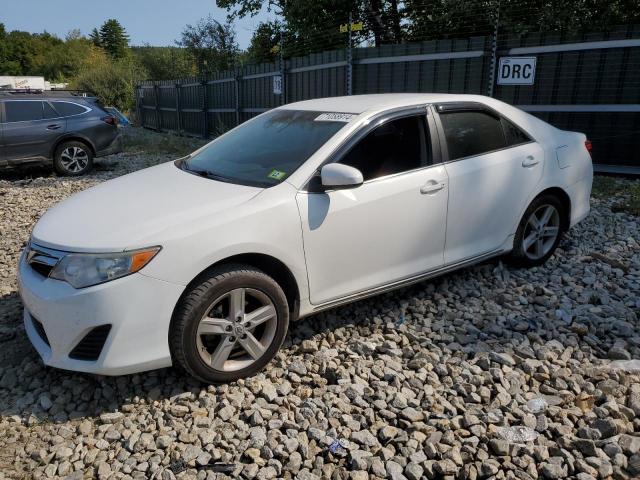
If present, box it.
[306,246,508,315]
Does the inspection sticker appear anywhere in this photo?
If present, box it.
[314,113,355,122]
[267,169,287,180]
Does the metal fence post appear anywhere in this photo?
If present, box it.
[175,82,182,135]
[235,73,241,127]
[135,85,142,127]
[201,78,209,138]
[280,30,287,105]
[154,84,161,131]
[487,0,501,97]
[346,12,353,95]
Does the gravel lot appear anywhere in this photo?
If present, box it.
[0,130,639,480]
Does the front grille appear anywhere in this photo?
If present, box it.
[31,316,50,347]
[26,243,65,278]
[69,325,112,361]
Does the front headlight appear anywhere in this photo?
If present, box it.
[50,247,161,289]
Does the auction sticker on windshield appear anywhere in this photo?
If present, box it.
[315,113,355,122]
[267,169,287,180]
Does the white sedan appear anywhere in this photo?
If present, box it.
[17,94,593,383]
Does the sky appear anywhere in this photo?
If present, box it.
[2,0,275,49]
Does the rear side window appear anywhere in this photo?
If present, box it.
[43,102,58,119]
[440,110,507,160]
[4,101,44,122]
[502,118,531,146]
[52,101,88,117]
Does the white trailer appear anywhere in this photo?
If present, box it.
[0,76,47,90]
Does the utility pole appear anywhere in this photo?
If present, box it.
[487,0,501,97]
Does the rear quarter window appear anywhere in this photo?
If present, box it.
[52,101,89,117]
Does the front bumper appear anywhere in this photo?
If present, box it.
[18,252,184,376]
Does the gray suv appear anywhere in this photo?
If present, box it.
[0,92,122,176]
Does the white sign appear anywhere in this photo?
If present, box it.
[273,75,282,95]
[497,57,536,85]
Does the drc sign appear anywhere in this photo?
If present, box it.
[497,57,536,85]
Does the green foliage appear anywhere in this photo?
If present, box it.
[132,45,196,80]
[72,58,147,112]
[177,15,239,73]
[245,22,283,64]
[98,19,130,59]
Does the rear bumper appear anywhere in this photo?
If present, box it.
[17,250,184,376]
[96,133,123,158]
[567,174,593,228]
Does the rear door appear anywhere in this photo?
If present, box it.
[433,103,544,264]
[2,100,66,163]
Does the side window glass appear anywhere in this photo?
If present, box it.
[52,101,87,117]
[5,101,44,122]
[440,110,506,160]
[339,116,429,181]
[43,102,58,119]
[502,118,531,146]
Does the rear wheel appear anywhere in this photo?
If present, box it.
[170,264,289,383]
[53,141,93,176]
[507,195,564,267]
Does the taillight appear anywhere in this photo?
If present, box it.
[101,115,117,126]
[585,140,593,158]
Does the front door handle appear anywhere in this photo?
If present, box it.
[522,155,539,167]
[420,181,445,195]
[46,124,61,130]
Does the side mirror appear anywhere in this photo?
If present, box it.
[320,163,363,190]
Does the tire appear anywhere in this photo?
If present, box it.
[506,194,565,268]
[53,141,94,176]
[170,264,289,383]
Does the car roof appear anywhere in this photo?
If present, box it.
[278,93,500,114]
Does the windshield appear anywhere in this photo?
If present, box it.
[180,109,352,187]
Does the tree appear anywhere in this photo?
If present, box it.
[133,45,196,79]
[177,16,239,73]
[89,27,102,47]
[98,19,130,59]
[246,21,283,63]
[72,57,147,111]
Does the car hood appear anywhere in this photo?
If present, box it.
[32,162,263,252]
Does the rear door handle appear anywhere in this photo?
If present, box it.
[420,181,445,195]
[46,124,61,130]
[522,155,539,167]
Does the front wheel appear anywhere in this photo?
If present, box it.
[506,195,565,267]
[170,264,289,383]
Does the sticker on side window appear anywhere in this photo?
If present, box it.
[267,169,287,180]
[314,113,355,122]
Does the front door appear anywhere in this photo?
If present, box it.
[296,113,449,305]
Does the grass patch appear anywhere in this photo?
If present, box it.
[591,176,621,198]
[122,128,208,157]
[611,183,640,216]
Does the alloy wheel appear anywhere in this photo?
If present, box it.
[60,146,89,173]
[522,204,560,260]
[196,288,277,372]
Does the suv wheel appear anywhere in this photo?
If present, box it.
[170,264,289,383]
[54,141,94,176]
[507,194,565,267]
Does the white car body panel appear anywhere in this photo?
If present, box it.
[296,164,448,304]
[442,141,545,264]
[17,93,593,376]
